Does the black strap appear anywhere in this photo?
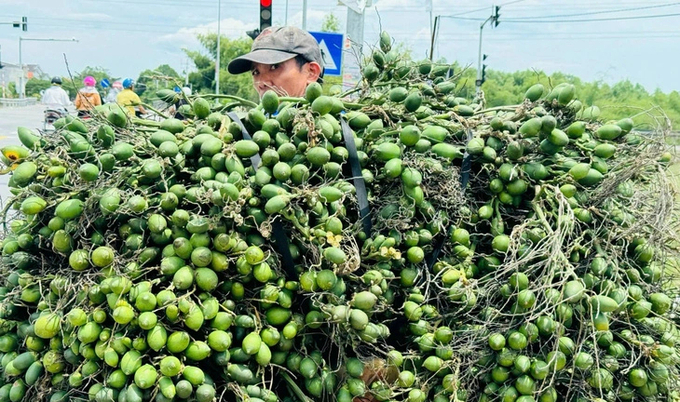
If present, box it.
[460,128,473,189]
[226,112,261,169]
[340,117,372,237]
[226,111,296,279]
[427,127,474,270]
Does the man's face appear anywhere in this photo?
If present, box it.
[251,58,311,98]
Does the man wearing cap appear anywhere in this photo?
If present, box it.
[228,26,324,98]
[117,79,147,117]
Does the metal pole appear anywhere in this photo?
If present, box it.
[185,58,190,86]
[302,0,307,30]
[18,37,23,98]
[215,0,221,96]
[17,37,77,98]
[285,0,289,25]
[343,6,364,94]
[427,0,433,43]
[429,16,439,62]
[476,22,484,93]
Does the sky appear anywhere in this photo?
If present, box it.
[0,0,679,93]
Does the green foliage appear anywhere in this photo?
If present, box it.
[137,64,182,99]
[24,78,51,99]
[184,33,257,101]
[321,14,341,33]
[5,82,17,98]
[457,67,680,129]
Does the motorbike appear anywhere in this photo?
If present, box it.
[43,108,68,132]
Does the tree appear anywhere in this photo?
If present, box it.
[61,66,116,99]
[137,64,182,99]
[473,67,680,129]
[321,14,341,33]
[24,78,51,99]
[184,33,257,101]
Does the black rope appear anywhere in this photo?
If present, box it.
[226,111,296,279]
[340,117,372,237]
[426,127,474,270]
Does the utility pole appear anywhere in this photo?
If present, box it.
[340,0,372,93]
[426,0,433,47]
[285,0,289,25]
[302,0,308,30]
[215,0,221,96]
[476,5,500,94]
[184,57,190,86]
[429,15,439,62]
[18,37,78,98]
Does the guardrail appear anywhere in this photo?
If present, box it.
[0,98,38,107]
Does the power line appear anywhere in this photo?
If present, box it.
[29,17,199,29]
[32,22,247,35]
[505,1,680,20]
[499,0,527,6]
[439,11,680,23]
[502,11,680,23]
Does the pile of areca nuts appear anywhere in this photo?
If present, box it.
[0,31,678,402]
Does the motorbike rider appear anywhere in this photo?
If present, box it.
[116,78,147,117]
[75,76,102,117]
[104,81,123,104]
[41,77,71,114]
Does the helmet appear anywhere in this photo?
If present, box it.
[122,78,134,89]
[181,87,192,96]
[51,77,62,85]
[112,81,123,89]
[83,76,96,86]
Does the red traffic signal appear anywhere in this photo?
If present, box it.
[260,0,272,30]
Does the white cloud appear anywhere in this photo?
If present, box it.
[285,9,330,31]
[156,18,258,49]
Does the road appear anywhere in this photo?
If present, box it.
[0,104,53,203]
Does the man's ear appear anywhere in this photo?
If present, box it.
[306,62,322,83]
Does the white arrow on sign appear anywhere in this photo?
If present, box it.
[318,39,338,72]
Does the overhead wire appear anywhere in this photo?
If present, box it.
[501,12,680,23]
[504,1,680,19]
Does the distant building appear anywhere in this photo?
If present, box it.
[0,62,48,98]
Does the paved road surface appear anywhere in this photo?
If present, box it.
[0,104,57,203]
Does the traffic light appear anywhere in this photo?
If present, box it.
[260,0,272,31]
[481,64,487,84]
[22,16,27,31]
[494,6,500,27]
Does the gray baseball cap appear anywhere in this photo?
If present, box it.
[228,26,324,75]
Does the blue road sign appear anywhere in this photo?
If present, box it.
[309,31,344,76]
